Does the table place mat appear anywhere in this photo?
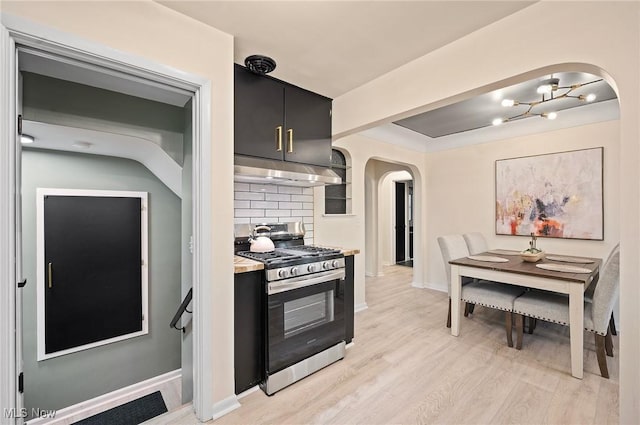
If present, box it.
[467,255,509,263]
[545,255,595,264]
[535,263,592,273]
[487,249,521,256]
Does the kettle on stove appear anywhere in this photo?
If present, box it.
[249,225,276,253]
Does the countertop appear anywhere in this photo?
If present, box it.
[234,247,360,274]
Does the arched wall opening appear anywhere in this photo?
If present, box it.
[313,138,426,313]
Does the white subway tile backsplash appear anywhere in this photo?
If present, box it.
[234,182,251,192]
[278,186,303,195]
[236,191,265,201]
[292,209,313,217]
[251,184,279,193]
[266,209,288,217]
[291,194,313,203]
[279,202,303,210]
[251,200,279,209]
[235,209,266,217]
[251,217,270,224]
[234,200,251,209]
[265,193,291,202]
[234,182,314,238]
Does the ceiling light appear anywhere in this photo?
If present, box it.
[20,134,35,144]
[72,141,92,149]
[536,78,560,94]
[580,93,597,102]
[494,75,602,126]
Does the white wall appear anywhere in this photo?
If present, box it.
[1,1,235,418]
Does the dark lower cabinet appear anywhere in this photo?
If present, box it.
[345,256,355,344]
[234,271,264,394]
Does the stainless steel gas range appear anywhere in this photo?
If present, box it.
[235,222,346,395]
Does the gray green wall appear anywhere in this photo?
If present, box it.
[21,149,181,414]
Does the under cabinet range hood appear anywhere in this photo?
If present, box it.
[234,155,341,187]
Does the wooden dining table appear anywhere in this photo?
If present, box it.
[448,250,602,379]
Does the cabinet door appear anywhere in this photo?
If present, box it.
[234,65,285,161]
[284,86,332,167]
[234,271,264,394]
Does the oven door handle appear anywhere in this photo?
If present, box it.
[268,269,345,295]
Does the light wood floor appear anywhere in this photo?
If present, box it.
[148,265,619,424]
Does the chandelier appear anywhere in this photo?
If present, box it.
[492,76,601,126]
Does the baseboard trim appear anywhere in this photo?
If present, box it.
[411,281,425,289]
[423,282,447,293]
[236,385,259,400]
[346,341,355,349]
[27,369,182,425]
[355,302,369,313]
[211,395,241,421]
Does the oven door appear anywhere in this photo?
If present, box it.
[266,269,346,374]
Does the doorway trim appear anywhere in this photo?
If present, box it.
[0,14,214,422]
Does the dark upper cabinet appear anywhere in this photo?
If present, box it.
[234,64,332,167]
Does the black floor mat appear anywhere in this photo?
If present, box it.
[72,391,167,425]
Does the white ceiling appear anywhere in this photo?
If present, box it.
[157,0,535,98]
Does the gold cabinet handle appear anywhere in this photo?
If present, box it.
[275,126,283,152]
[287,128,293,153]
[48,262,53,289]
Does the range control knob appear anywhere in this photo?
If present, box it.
[331,260,340,268]
[307,264,316,273]
[322,261,331,270]
[290,267,299,276]
[278,269,287,278]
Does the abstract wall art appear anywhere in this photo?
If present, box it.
[495,147,603,240]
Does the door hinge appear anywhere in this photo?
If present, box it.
[17,114,23,136]
[18,372,24,393]
[18,279,27,288]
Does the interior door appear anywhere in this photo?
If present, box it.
[395,182,406,263]
[42,193,144,356]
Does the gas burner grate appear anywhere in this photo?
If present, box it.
[288,245,341,255]
[237,250,300,264]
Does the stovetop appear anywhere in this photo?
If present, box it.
[237,246,343,269]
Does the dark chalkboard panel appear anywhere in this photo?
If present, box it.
[44,194,143,354]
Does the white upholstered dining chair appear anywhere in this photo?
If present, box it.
[463,232,489,255]
[513,244,620,378]
[437,234,526,347]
